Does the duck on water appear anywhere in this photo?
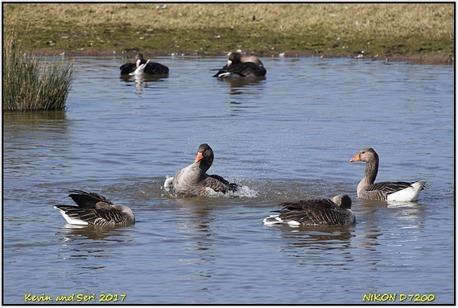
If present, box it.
[120,53,169,76]
[213,51,267,79]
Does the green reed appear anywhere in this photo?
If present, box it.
[3,31,75,111]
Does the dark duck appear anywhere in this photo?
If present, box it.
[120,53,169,76]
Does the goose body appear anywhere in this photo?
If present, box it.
[213,51,267,78]
[263,194,355,226]
[54,190,135,226]
[166,144,238,197]
[350,148,426,202]
[120,53,169,76]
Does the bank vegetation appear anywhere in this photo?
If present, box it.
[3,3,454,63]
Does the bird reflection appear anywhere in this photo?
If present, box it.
[353,197,426,271]
[120,74,168,93]
[278,225,354,249]
[358,197,425,227]
[57,223,133,240]
[173,198,219,253]
[220,76,266,96]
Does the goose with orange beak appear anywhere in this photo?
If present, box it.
[166,144,238,197]
[350,148,426,202]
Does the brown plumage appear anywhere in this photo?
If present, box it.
[54,190,135,226]
[263,194,355,226]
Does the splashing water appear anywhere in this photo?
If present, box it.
[162,176,257,198]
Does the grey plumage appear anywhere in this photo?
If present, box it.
[167,144,238,197]
[350,148,426,201]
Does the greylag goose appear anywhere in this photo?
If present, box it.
[54,190,135,226]
[350,148,426,202]
[213,51,267,78]
[120,53,169,76]
[263,194,355,226]
[166,143,238,197]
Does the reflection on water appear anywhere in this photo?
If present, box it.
[120,74,169,94]
[57,224,135,241]
[4,110,67,121]
[3,56,454,304]
[278,226,354,248]
[217,76,267,94]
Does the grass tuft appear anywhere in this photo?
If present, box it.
[3,30,75,111]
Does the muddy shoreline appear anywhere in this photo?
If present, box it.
[38,49,454,65]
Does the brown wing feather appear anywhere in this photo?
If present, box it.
[200,175,237,193]
[68,190,113,208]
[274,198,353,225]
[279,198,337,211]
[366,181,413,194]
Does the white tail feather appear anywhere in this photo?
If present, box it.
[387,180,426,202]
[55,207,89,226]
[263,215,282,226]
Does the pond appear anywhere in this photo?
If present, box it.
[3,55,454,304]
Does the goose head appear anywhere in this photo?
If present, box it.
[331,194,352,209]
[350,147,378,164]
[226,50,263,68]
[226,51,242,67]
[194,143,214,172]
[135,53,145,67]
[350,147,380,186]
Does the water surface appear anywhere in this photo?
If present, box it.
[3,56,454,304]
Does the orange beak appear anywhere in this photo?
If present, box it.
[350,153,361,163]
[194,152,204,163]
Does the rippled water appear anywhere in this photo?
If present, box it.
[3,56,454,304]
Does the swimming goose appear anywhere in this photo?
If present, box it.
[54,190,135,226]
[166,143,238,197]
[263,194,355,226]
[350,148,426,202]
[213,51,267,78]
[120,53,169,76]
